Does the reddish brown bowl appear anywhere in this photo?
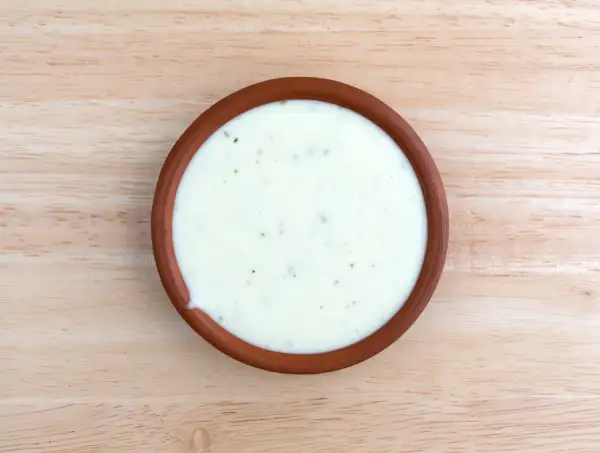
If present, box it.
[152,77,448,374]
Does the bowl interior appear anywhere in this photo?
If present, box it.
[151,77,449,374]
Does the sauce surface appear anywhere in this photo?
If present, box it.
[173,100,427,354]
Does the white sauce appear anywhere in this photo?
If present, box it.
[173,100,427,354]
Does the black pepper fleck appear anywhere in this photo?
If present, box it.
[260,232,266,238]
[334,280,339,285]
[233,137,239,143]
[319,214,328,223]
[251,269,256,274]
[217,315,224,322]
[234,169,239,174]
[224,131,230,137]
[323,148,331,156]
[349,263,355,269]
[320,305,324,309]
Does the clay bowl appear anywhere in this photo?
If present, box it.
[152,77,448,374]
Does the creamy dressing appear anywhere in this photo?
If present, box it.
[172,100,427,354]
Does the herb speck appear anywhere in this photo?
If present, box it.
[224,131,230,137]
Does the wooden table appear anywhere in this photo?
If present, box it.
[2,1,600,451]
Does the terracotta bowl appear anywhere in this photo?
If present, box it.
[152,77,448,374]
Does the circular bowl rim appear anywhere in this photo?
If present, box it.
[151,77,449,374]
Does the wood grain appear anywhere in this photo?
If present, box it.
[1,0,600,451]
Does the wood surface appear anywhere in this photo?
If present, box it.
[1,0,600,451]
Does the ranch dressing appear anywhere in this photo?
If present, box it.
[173,100,427,354]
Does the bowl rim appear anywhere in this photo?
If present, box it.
[151,77,449,374]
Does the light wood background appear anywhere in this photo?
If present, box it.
[2,1,600,451]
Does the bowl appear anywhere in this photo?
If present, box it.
[151,77,448,374]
